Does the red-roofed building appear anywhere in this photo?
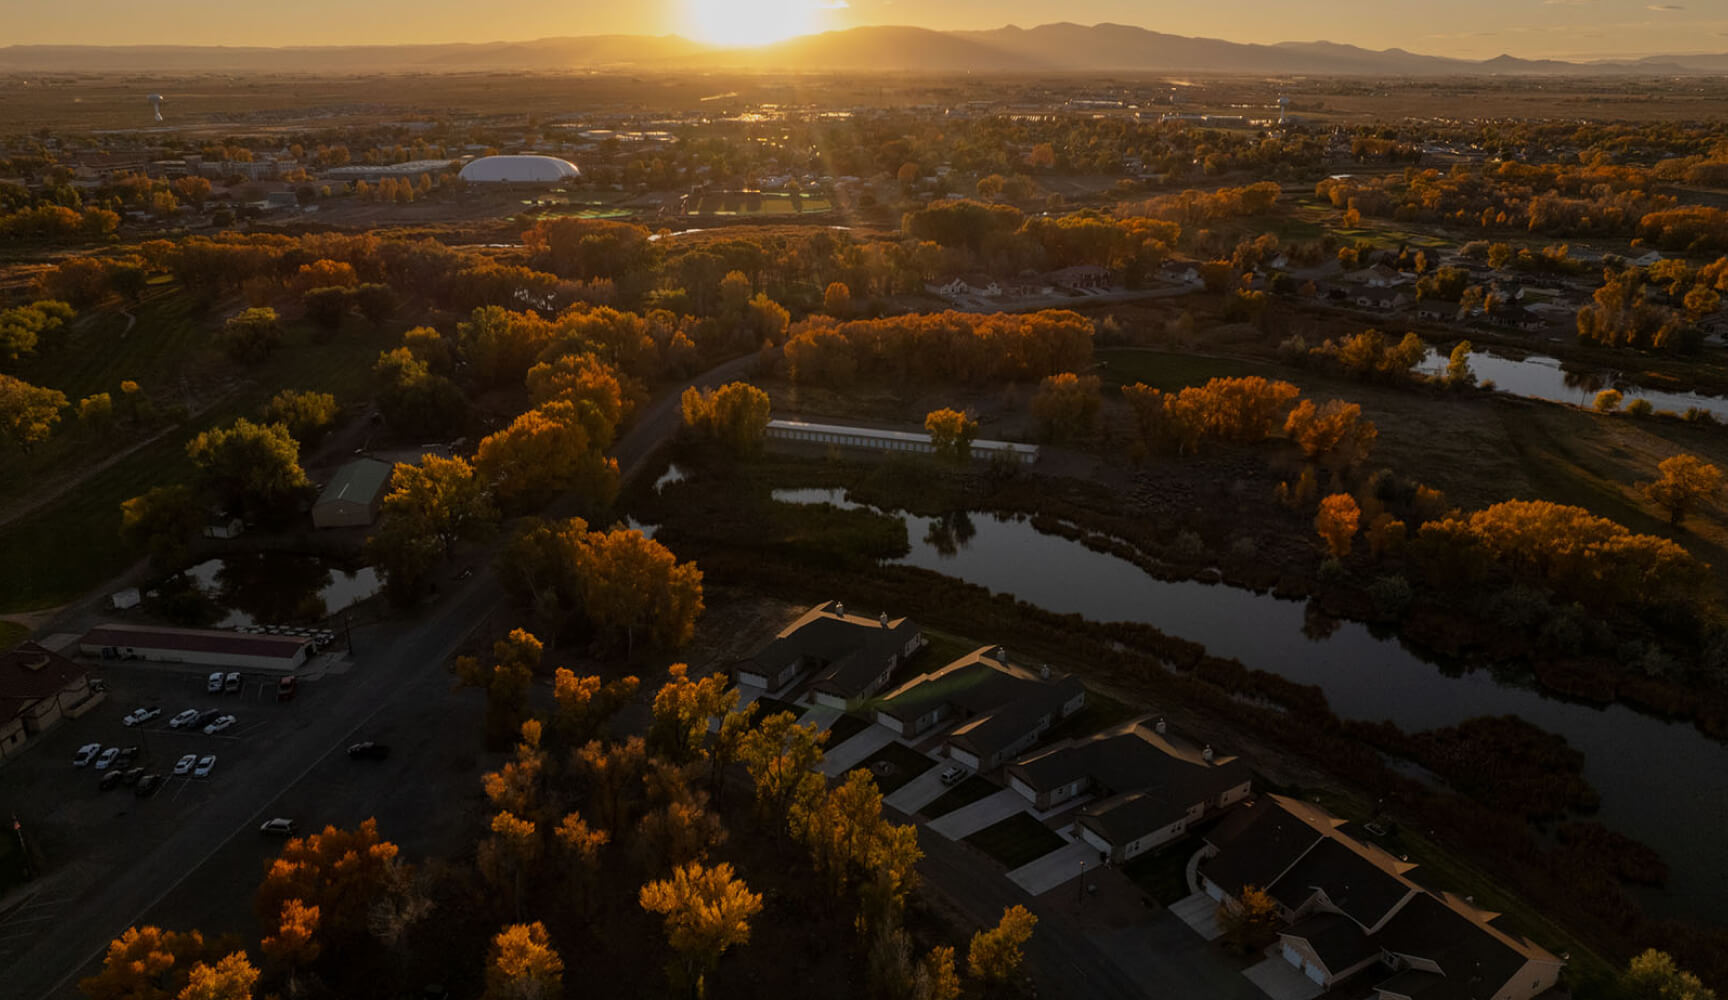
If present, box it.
[1,642,100,762]
[79,624,310,672]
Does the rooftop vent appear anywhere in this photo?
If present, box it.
[1154,717,1167,734]
[1202,745,1214,762]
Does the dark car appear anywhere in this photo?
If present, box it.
[347,742,391,760]
[116,746,139,767]
[99,769,124,790]
[120,767,145,786]
[135,774,163,797]
[193,709,222,728]
[277,676,298,702]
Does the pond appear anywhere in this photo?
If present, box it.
[1419,347,1728,420]
[168,552,383,628]
[772,487,1728,924]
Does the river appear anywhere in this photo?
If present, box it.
[772,487,1728,925]
[1419,347,1728,420]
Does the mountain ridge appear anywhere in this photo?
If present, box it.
[0,23,1722,75]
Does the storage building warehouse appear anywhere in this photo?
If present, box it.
[79,624,311,672]
[312,458,393,529]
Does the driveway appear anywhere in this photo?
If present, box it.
[819,725,898,776]
[1007,838,1097,896]
[1089,913,1266,1000]
[1244,953,1323,1000]
[927,788,1029,840]
[882,760,953,813]
[1170,891,1226,941]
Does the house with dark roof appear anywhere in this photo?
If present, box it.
[873,646,1085,770]
[1199,795,1563,1000]
[1005,717,1251,862]
[733,601,924,707]
[312,458,393,529]
[0,642,100,761]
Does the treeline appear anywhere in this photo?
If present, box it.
[784,310,1094,386]
[1316,164,1675,237]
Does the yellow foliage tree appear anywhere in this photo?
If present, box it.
[966,905,1037,984]
[1642,454,1723,525]
[924,408,979,462]
[1315,493,1361,558]
[639,862,764,994]
[483,922,564,1000]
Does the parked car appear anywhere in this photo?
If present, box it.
[120,767,145,786]
[347,742,390,760]
[169,709,200,729]
[193,709,222,729]
[277,676,298,701]
[135,774,163,797]
[73,743,102,767]
[938,766,966,787]
[259,818,297,836]
[116,746,139,767]
[193,755,216,778]
[94,747,119,769]
[203,714,237,735]
[224,671,242,693]
[99,769,124,791]
[123,707,161,727]
[173,753,198,776]
[206,672,224,693]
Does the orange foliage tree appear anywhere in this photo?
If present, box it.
[1315,493,1362,558]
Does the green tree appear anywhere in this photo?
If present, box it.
[966,905,1037,984]
[352,283,397,327]
[262,390,340,447]
[218,307,282,363]
[1619,949,1716,1000]
[0,300,74,363]
[121,484,205,564]
[301,286,351,335]
[185,418,309,518]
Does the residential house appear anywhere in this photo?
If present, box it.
[1006,717,1251,863]
[1160,261,1203,287]
[873,646,1085,770]
[1345,263,1412,288]
[1045,265,1111,291]
[1199,795,1563,1000]
[733,601,924,707]
[928,275,1002,299]
[1002,275,1053,297]
[1415,301,1456,322]
[1353,287,1411,312]
[0,642,101,762]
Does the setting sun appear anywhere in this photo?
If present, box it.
[683,0,838,47]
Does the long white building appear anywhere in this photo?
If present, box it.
[765,418,1039,465]
[79,624,310,672]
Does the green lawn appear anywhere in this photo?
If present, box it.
[921,774,999,819]
[848,740,936,795]
[0,620,27,650]
[963,812,1066,870]
[1039,688,1139,745]
[0,296,402,612]
[1123,845,1194,905]
[689,192,833,215]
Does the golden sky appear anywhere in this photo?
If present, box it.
[8,0,1726,60]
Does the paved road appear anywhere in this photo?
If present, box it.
[9,353,763,1000]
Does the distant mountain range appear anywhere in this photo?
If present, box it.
[2,23,1725,76]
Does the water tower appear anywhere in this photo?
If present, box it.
[147,94,164,122]
[1277,95,1290,126]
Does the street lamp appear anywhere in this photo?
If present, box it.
[1077,859,1086,904]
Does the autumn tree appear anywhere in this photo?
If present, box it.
[373,455,496,559]
[301,286,351,335]
[478,810,542,918]
[456,630,542,747]
[636,760,728,873]
[80,926,250,1000]
[649,664,736,765]
[0,374,68,451]
[1444,340,1475,388]
[967,905,1037,985]
[1029,372,1101,441]
[501,519,704,653]
[680,382,771,453]
[552,668,641,747]
[1284,399,1378,480]
[1594,388,1623,414]
[639,861,764,997]
[1219,886,1282,953]
[525,352,629,445]
[175,952,260,1000]
[1642,454,1723,526]
[352,283,397,327]
[739,711,827,824]
[0,299,74,362]
[483,922,564,1000]
[185,418,309,519]
[260,898,321,977]
[121,484,205,565]
[574,736,651,833]
[1619,949,1716,1000]
[78,392,115,429]
[475,401,619,514]
[924,408,979,463]
[1315,493,1361,558]
[262,389,340,447]
[553,811,610,907]
[918,946,962,1000]
[822,281,852,317]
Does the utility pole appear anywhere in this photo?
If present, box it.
[1077,859,1085,904]
[13,814,31,880]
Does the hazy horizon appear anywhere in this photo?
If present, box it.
[9,2,1727,61]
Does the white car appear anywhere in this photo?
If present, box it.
[169,709,200,729]
[206,672,224,693]
[73,742,102,767]
[938,766,967,787]
[193,755,216,778]
[203,714,237,735]
[123,707,161,727]
[95,747,120,770]
[173,753,198,775]
[259,818,297,836]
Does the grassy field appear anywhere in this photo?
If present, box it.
[963,812,1065,869]
[0,290,403,612]
[689,192,834,216]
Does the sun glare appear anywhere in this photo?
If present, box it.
[684,0,834,47]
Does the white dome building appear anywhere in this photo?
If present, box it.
[459,155,581,184]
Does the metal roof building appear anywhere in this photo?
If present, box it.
[312,458,394,529]
[79,624,311,672]
[765,418,1038,465]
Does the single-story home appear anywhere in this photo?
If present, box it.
[734,601,925,708]
[1199,795,1564,1000]
[1353,287,1411,312]
[0,642,101,761]
[1045,265,1111,290]
[1006,717,1251,862]
[873,646,1085,770]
